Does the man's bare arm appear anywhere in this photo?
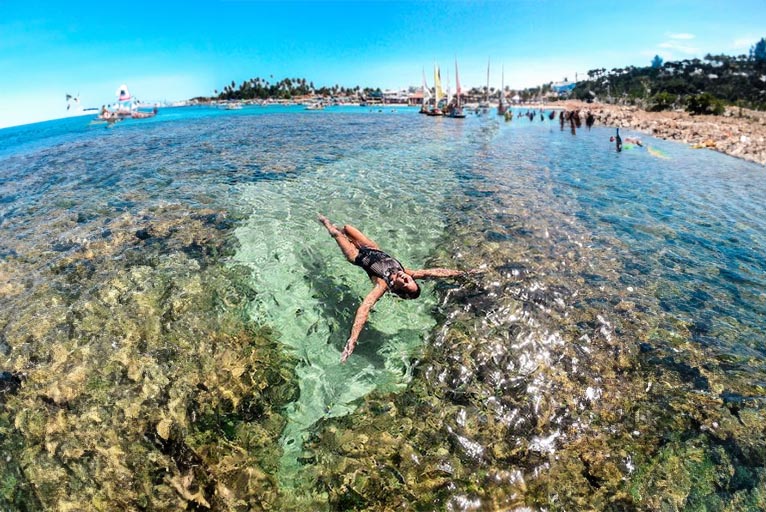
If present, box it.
[340,281,387,362]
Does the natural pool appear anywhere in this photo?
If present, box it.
[1,106,764,510]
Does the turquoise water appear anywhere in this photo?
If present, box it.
[1,105,765,509]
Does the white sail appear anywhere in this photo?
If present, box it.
[445,68,452,106]
[501,66,505,105]
[421,68,432,109]
[485,58,490,104]
[479,59,490,108]
[498,65,507,115]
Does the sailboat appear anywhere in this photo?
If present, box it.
[446,59,466,118]
[420,68,432,114]
[427,64,443,116]
[479,59,490,110]
[98,84,157,123]
[497,65,508,116]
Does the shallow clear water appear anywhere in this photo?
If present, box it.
[1,105,765,509]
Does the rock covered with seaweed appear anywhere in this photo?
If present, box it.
[2,105,765,511]
[0,204,298,510]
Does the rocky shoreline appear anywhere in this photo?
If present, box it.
[561,100,766,166]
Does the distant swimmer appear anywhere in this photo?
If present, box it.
[586,112,595,130]
[98,105,119,125]
[610,128,623,152]
[318,214,475,362]
[625,136,643,147]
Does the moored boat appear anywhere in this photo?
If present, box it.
[97,84,158,123]
[478,59,491,111]
[497,65,508,116]
[428,64,444,116]
[419,68,432,114]
[446,58,466,118]
[305,102,325,110]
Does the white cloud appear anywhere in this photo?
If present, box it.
[658,41,699,55]
[651,32,699,60]
[731,36,760,50]
[668,33,695,40]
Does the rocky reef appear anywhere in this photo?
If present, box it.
[297,163,766,510]
[0,204,297,510]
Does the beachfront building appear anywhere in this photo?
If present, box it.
[407,90,425,107]
[382,89,410,105]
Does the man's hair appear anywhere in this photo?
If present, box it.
[393,282,421,300]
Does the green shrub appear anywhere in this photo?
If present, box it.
[649,92,677,111]
[685,92,725,115]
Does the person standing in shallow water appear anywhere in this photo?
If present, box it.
[318,214,472,362]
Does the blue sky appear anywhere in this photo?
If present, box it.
[1,0,764,128]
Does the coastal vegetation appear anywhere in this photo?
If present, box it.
[196,38,766,116]
[569,37,766,114]
[192,77,378,102]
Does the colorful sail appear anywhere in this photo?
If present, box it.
[117,84,131,102]
[455,59,462,108]
[434,65,443,105]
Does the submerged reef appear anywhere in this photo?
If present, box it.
[2,114,765,510]
[0,204,297,510]
[300,181,766,510]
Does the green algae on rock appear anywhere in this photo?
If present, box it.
[296,156,766,511]
[0,205,297,510]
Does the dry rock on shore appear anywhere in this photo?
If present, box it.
[562,100,766,166]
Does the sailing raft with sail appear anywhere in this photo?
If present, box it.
[446,59,466,119]
[426,64,444,116]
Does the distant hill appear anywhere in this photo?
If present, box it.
[568,39,766,114]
